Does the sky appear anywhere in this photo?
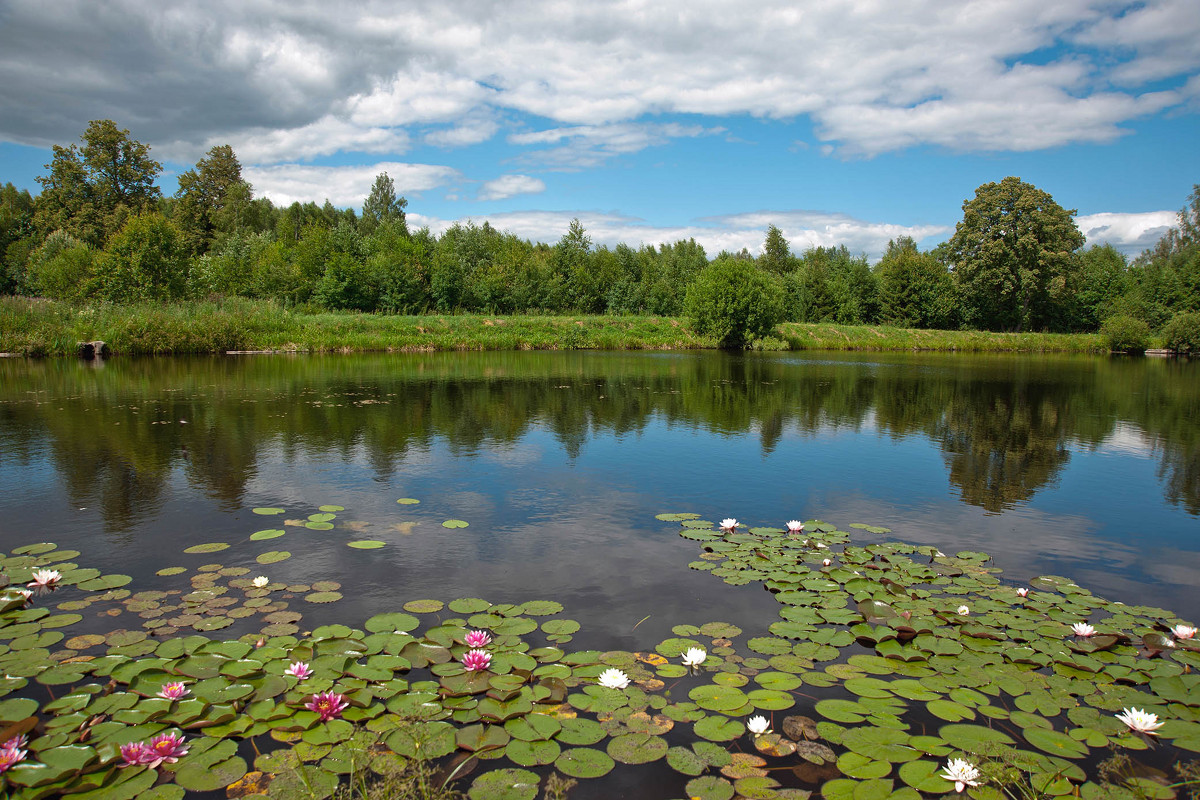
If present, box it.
[1,0,1198,261]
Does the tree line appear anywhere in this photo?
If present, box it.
[1,120,1197,342]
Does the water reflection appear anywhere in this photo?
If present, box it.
[2,352,1196,528]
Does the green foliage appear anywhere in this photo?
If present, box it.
[785,246,876,324]
[758,225,792,275]
[1161,311,1200,355]
[360,172,408,236]
[173,145,253,256]
[684,256,785,348]
[948,177,1085,332]
[875,237,956,329]
[1099,314,1151,354]
[1064,244,1130,331]
[27,230,96,300]
[1,182,36,294]
[96,212,188,302]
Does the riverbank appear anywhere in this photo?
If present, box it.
[0,296,1107,356]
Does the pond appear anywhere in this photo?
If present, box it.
[0,350,1198,799]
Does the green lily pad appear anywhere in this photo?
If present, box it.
[250,529,286,541]
[184,543,230,554]
[554,747,615,779]
[685,775,736,800]
[442,519,470,528]
[252,507,285,515]
[396,498,420,505]
[347,540,386,549]
[256,551,291,564]
[468,768,540,800]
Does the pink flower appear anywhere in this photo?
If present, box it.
[464,630,492,648]
[157,682,189,700]
[1072,622,1095,637]
[306,692,348,722]
[1016,588,1028,597]
[285,661,313,680]
[15,589,32,605]
[2,735,28,752]
[26,569,61,589]
[0,744,27,773]
[120,742,150,767]
[461,649,492,672]
[1172,624,1196,640]
[141,733,188,767]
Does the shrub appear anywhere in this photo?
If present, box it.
[1099,314,1151,354]
[684,257,784,348]
[1161,311,1200,355]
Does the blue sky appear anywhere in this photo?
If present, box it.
[1,0,1198,260]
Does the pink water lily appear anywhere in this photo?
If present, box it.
[2,735,28,752]
[285,661,313,680]
[1072,622,1095,637]
[119,742,150,767]
[157,682,189,700]
[461,649,492,672]
[464,629,492,648]
[26,569,61,588]
[306,692,348,721]
[0,744,27,773]
[1172,624,1196,639]
[141,733,188,767]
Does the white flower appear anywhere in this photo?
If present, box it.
[252,576,269,588]
[940,758,983,792]
[935,550,946,558]
[682,648,707,667]
[720,518,739,530]
[1072,622,1095,637]
[1116,708,1164,735]
[597,668,630,689]
[822,558,832,567]
[747,715,770,736]
[27,569,61,588]
[786,520,804,533]
[1172,624,1196,639]
[1016,588,1028,597]
[957,605,970,616]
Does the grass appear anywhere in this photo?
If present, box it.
[0,296,1111,356]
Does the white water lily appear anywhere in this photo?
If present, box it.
[1116,707,1164,735]
[252,576,269,588]
[747,715,770,736]
[720,518,739,530]
[1172,624,1196,639]
[822,558,832,567]
[957,605,970,616]
[597,668,630,689]
[1072,622,1095,637]
[26,569,61,588]
[1016,588,1028,597]
[682,648,707,667]
[786,520,804,533]
[940,758,982,792]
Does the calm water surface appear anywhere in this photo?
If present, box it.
[1,349,1196,646]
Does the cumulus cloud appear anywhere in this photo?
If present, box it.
[408,208,947,261]
[1076,211,1177,256]
[477,174,546,201]
[1,0,1194,160]
[243,161,461,208]
[510,122,722,169]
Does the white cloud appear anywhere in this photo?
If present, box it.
[1077,210,1177,256]
[509,122,722,169]
[187,115,409,165]
[477,174,546,201]
[243,161,461,208]
[407,208,948,261]
[3,0,1193,159]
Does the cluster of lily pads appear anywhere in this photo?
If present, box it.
[0,509,1198,800]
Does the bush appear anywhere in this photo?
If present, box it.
[1161,311,1200,355]
[684,257,785,348]
[1099,314,1151,354]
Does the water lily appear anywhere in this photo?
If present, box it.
[306,691,348,722]
[1072,622,1095,637]
[251,576,269,588]
[464,629,492,648]
[26,569,61,588]
[2,735,28,751]
[1172,624,1196,639]
[822,558,832,567]
[682,647,706,667]
[1016,587,1028,597]
[0,743,26,773]
[157,682,189,700]
[786,520,804,533]
[1116,707,1163,735]
[285,661,313,680]
[119,742,149,767]
[15,588,32,604]
[957,605,970,616]
[141,733,189,767]
[935,550,946,558]
[720,518,739,530]
[747,715,771,736]
[940,758,983,792]
[461,649,492,672]
[597,668,630,689]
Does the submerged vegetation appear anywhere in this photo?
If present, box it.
[1,500,1198,799]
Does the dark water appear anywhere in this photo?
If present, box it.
[1,349,1197,645]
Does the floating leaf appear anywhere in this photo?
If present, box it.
[252,508,285,515]
[256,551,291,564]
[442,519,470,529]
[250,529,286,541]
[396,498,420,505]
[685,775,736,800]
[347,540,386,549]
[468,768,540,800]
[404,599,444,613]
[184,543,230,554]
[554,747,615,779]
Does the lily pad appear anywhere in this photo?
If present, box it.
[468,768,540,800]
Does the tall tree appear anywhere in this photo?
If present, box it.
[174,145,252,256]
[360,172,408,235]
[947,176,1084,332]
[875,236,955,328]
[35,120,162,246]
[759,224,792,274]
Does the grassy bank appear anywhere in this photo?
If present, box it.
[0,296,1108,356]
